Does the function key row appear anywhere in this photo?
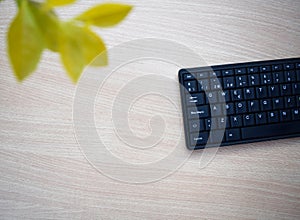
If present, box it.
[183,62,300,80]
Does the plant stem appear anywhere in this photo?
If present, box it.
[15,0,23,7]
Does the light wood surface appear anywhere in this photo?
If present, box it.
[1,0,300,219]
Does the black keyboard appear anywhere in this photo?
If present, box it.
[178,58,300,150]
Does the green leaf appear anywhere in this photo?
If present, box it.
[59,23,107,83]
[89,49,108,67]
[75,3,132,27]
[29,2,62,52]
[80,26,107,66]
[59,23,85,83]
[7,0,44,81]
[46,0,76,8]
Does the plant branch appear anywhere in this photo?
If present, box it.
[15,0,23,7]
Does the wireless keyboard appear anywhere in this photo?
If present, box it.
[178,57,300,150]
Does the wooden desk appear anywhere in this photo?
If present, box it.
[1,0,300,219]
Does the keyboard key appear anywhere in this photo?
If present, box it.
[184,80,197,93]
[186,93,205,106]
[244,88,255,100]
[248,100,260,112]
[268,111,279,123]
[189,120,205,132]
[248,74,260,86]
[198,72,209,79]
[236,101,247,114]
[210,77,223,90]
[273,98,284,110]
[225,103,235,115]
[231,89,243,101]
[184,73,195,80]
[296,63,300,69]
[225,129,241,142]
[293,83,300,95]
[223,77,235,89]
[261,99,272,111]
[190,132,209,146]
[206,91,218,103]
[205,118,212,130]
[260,73,272,85]
[292,108,300,120]
[222,69,234,76]
[241,121,300,140]
[284,71,296,82]
[210,104,223,116]
[256,86,268,98]
[260,65,271,72]
[188,106,210,119]
[212,70,222,77]
[247,67,259,73]
[272,64,282,71]
[280,84,292,96]
[230,115,243,127]
[280,110,291,122]
[235,68,247,75]
[212,118,222,129]
[217,117,228,129]
[273,72,284,84]
[236,75,248,87]
[243,114,255,126]
[209,129,225,143]
[198,79,210,91]
[219,90,231,102]
[285,97,296,108]
[284,63,294,70]
[255,112,267,124]
[268,85,280,97]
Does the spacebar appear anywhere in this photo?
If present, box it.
[241,122,300,140]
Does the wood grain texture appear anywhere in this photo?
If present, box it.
[1,0,300,219]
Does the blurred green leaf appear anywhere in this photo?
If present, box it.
[80,26,107,66]
[46,0,76,8]
[7,0,132,83]
[7,0,44,81]
[59,22,107,82]
[59,23,85,83]
[29,2,61,51]
[75,3,132,27]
